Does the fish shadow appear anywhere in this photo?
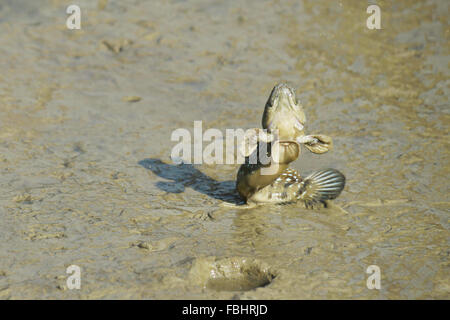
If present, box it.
[138,158,241,204]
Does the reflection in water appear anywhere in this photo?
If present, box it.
[138,158,240,204]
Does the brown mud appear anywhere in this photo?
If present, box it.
[0,0,448,299]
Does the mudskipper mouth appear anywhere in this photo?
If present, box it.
[280,85,294,98]
[269,83,296,108]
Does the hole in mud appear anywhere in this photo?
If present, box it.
[190,257,276,292]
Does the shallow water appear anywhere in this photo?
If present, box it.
[0,0,448,299]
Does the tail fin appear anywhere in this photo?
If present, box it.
[296,169,345,207]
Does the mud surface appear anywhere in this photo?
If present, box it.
[0,0,448,299]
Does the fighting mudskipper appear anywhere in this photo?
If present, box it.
[235,83,345,208]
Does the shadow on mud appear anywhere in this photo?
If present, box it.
[138,158,240,204]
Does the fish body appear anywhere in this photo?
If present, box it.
[243,167,345,208]
[236,145,345,207]
[235,83,345,207]
[236,141,298,201]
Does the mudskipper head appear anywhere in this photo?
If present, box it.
[266,83,297,110]
[262,83,306,132]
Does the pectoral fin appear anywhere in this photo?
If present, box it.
[302,134,333,154]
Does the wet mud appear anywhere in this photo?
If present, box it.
[0,0,448,299]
